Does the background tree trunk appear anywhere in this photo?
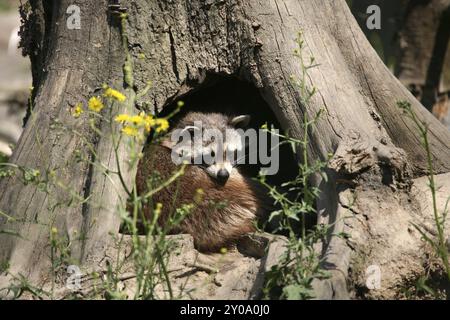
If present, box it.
[395,0,450,112]
[349,0,450,127]
[1,0,450,299]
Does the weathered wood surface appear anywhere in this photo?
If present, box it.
[1,0,449,299]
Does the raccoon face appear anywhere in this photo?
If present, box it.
[170,113,251,184]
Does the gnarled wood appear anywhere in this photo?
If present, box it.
[1,0,449,299]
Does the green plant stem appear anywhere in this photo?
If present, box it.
[400,102,450,282]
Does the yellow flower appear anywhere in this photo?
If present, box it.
[129,115,145,126]
[121,126,139,137]
[104,87,126,102]
[154,203,163,216]
[72,103,84,118]
[88,96,104,112]
[114,114,131,123]
[194,188,204,203]
[144,114,155,132]
[154,118,169,133]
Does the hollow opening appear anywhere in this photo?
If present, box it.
[124,75,311,246]
[158,76,307,234]
[158,75,299,188]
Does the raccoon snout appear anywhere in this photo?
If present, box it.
[216,168,230,183]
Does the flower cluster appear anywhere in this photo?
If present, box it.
[114,112,169,137]
[71,85,169,139]
[71,86,127,117]
[104,87,126,102]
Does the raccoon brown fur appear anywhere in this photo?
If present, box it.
[135,140,271,252]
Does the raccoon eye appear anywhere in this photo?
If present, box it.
[210,150,215,158]
[199,153,211,167]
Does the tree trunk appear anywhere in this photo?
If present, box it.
[350,0,450,126]
[395,0,450,111]
[1,0,450,299]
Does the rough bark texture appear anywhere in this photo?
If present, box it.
[1,0,450,299]
[0,0,126,288]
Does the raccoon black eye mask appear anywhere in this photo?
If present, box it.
[162,112,252,183]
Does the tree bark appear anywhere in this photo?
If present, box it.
[1,0,450,299]
[395,0,450,110]
[0,0,127,289]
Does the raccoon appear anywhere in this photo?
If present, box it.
[135,111,271,252]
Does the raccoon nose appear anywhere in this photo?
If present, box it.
[217,169,230,183]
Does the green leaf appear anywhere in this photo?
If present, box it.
[283,284,313,300]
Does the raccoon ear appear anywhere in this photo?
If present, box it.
[230,115,251,128]
[162,125,201,149]
[181,125,201,136]
[180,125,202,141]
